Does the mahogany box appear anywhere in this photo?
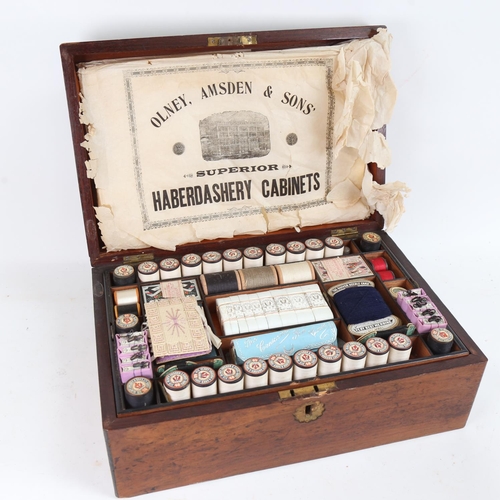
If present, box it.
[60,25,487,497]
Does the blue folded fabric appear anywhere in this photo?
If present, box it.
[333,287,391,325]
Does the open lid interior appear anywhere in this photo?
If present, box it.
[61,26,408,267]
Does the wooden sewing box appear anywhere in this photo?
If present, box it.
[60,25,487,497]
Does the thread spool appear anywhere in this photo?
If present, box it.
[427,328,454,354]
[137,261,160,282]
[243,247,264,268]
[317,344,342,375]
[275,261,315,285]
[305,238,325,260]
[359,232,382,252]
[341,342,367,371]
[163,370,191,402]
[113,288,140,316]
[286,241,306,262]
[159,258,181,280]
[115,313,140,334]
[243,358,269,389]
[181,253,202,277]
[293,349,318,380]
[265,243,286,265]
[388,333,412,363]
[218,364,244,393]
[202,251,223,274]
[112,265,136,286]
[365,337,389,367]
[324,236,344,257]
[200,271,240,295]
[370,257,388,272]
[191,366,218,398]
[378,270,395,281]
[123,376,154,408]
[268,353,293,384]
[114,288,139,307]
[222,248,243,271]
[237,266,278,290]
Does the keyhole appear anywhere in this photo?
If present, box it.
[305,404,312,416]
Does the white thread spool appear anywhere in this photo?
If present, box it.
[293,349,318,380]
[181,253,202,277]
[265,243,286,265]
[202,251,223,274]
[217,364,244,393]
[324,236,344,257]
[275,261,315,285]
[114,288,139,307]
[365,337,390,367]
[341,341,367,371]
[243,358,269,389]
[317,344,342,375]
[268,353,293,384]
[243,247,264,268]
[286,241,306,262]
[159,258,181,280]
[163,370,191,402]
[222,248,243,271]
[388,333,412,363]
[191,366,218,398]
[305,238,325,260]
[137,261,160,282]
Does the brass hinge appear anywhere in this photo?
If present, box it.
[331,226,358,239]
[279,381,337,401]
[208,35,258,47]
[123,252,155,265]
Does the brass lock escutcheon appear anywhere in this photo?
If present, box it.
[279,382,336,423]
[294,401,325,423]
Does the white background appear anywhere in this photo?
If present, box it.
[1,1,498,499]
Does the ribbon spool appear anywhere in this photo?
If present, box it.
[267,353,293,384]
[237,266,278,291]
[200,271,241,296]
[159,258,181,280]
[222,248,243,271]
[191,366,218,398]
[265,243,286,265]
[275,261,315,285]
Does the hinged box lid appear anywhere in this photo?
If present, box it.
[61,25,405,267]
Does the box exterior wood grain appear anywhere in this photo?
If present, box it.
[61,26,487,498]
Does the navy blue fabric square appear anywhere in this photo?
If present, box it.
[333,287,391,325]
